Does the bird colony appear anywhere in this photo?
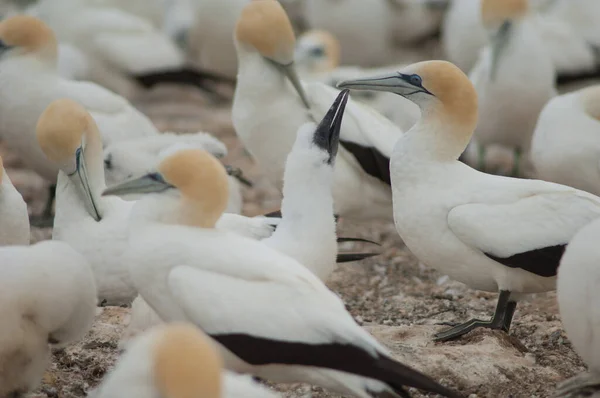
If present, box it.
[1,0,600,397]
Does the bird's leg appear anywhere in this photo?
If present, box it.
[29,184,56,228]
[434,290,516,341]
[511,148,522,177]
[555,372,600,398]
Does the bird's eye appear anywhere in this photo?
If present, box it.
[410,74,423,86]
[310,47,325,57]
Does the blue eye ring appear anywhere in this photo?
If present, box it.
[310,47,325,57]
[410,74,423,87]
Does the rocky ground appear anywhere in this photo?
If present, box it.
[1,74,586,398]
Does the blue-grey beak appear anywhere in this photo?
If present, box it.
[270,60,311,110]
[490,20,513,81]
[337,72,433,99]
[70,147,101,221]
[102,172,174,197]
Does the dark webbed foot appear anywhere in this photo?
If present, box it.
[434,290,517,342]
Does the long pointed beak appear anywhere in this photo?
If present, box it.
[337,72,432,99]
[490,20,512,81]
[71,147,101,221]
[313,89,349,164]
[273,61,311,109]
[102,173,173,197]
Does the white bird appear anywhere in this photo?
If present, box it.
[103,133,245,214]
[0,155,30,246]
[531,85,600,196]
[95,323,279,398]
[545,0,600,47]
[556,217,600,398]
[443,0,598,80]
[338,60,600,342]
[120,95,376,343]
[469,0,556,176]
[386,0,447,46]
[102,97,461,398]
[0,15,156,183]
[295,29,420,132]
[36,98,276,305]
[29,0,233,98]
[187,0,249,79]
[0,240,96,397]
[233,0,404,222]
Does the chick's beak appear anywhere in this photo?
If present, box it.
[313,89,349,164]
[102,173,173,197]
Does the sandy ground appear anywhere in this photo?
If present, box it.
[0,47,587,398]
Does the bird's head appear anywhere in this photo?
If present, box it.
[295,30,341,74]
[103,149,229,228]
[36,99,103,221]
[338,60,478,136]
[0,15,57,62]
[154,324,223,398]
[235,0,310,108]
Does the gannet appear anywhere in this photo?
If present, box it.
[103,94,461,398]
[555,217,600,398]
[103,134,245,214]
[187,0,249,79]
[295,30,420,132]
[0,15,157,218]
[36,98,277,305]
[338,60,600,341]
[233,0,404,222]
[443,0,598,81]
[0,240,96,397]
[531,86,600,196]
[95,323,278,398]
[119,93,376,343]
[469,0,557,176]
[26,0,232,99]
[0,155,30,246]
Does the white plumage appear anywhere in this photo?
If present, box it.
[338,60,600,341]
[556,217,600,397]
[0,15,157,182]
[531,86,600,197]
[234,1,401,222]
[0,156,30,246]
[0,240,96,397]
[94,323,279,398]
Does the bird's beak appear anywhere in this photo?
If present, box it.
[102,173,173,197]
[271,60,311,109]
[313,89,349,164]
[224,165,253,187]
[0,40,13,56]
[490,20,513,81]
[70,147,101,221]
[337,73,432,98]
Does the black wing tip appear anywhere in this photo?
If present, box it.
[262,210,282,219]
[337,237,382,246]
[377,355,464,398]
[336,252,381,263]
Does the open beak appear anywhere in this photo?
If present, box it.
[337,73,432,98]
[102,172,173,197]
[271,60,311,109]
[313,89,349,164]
[490,20,512,81]
[70,147,101,221]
